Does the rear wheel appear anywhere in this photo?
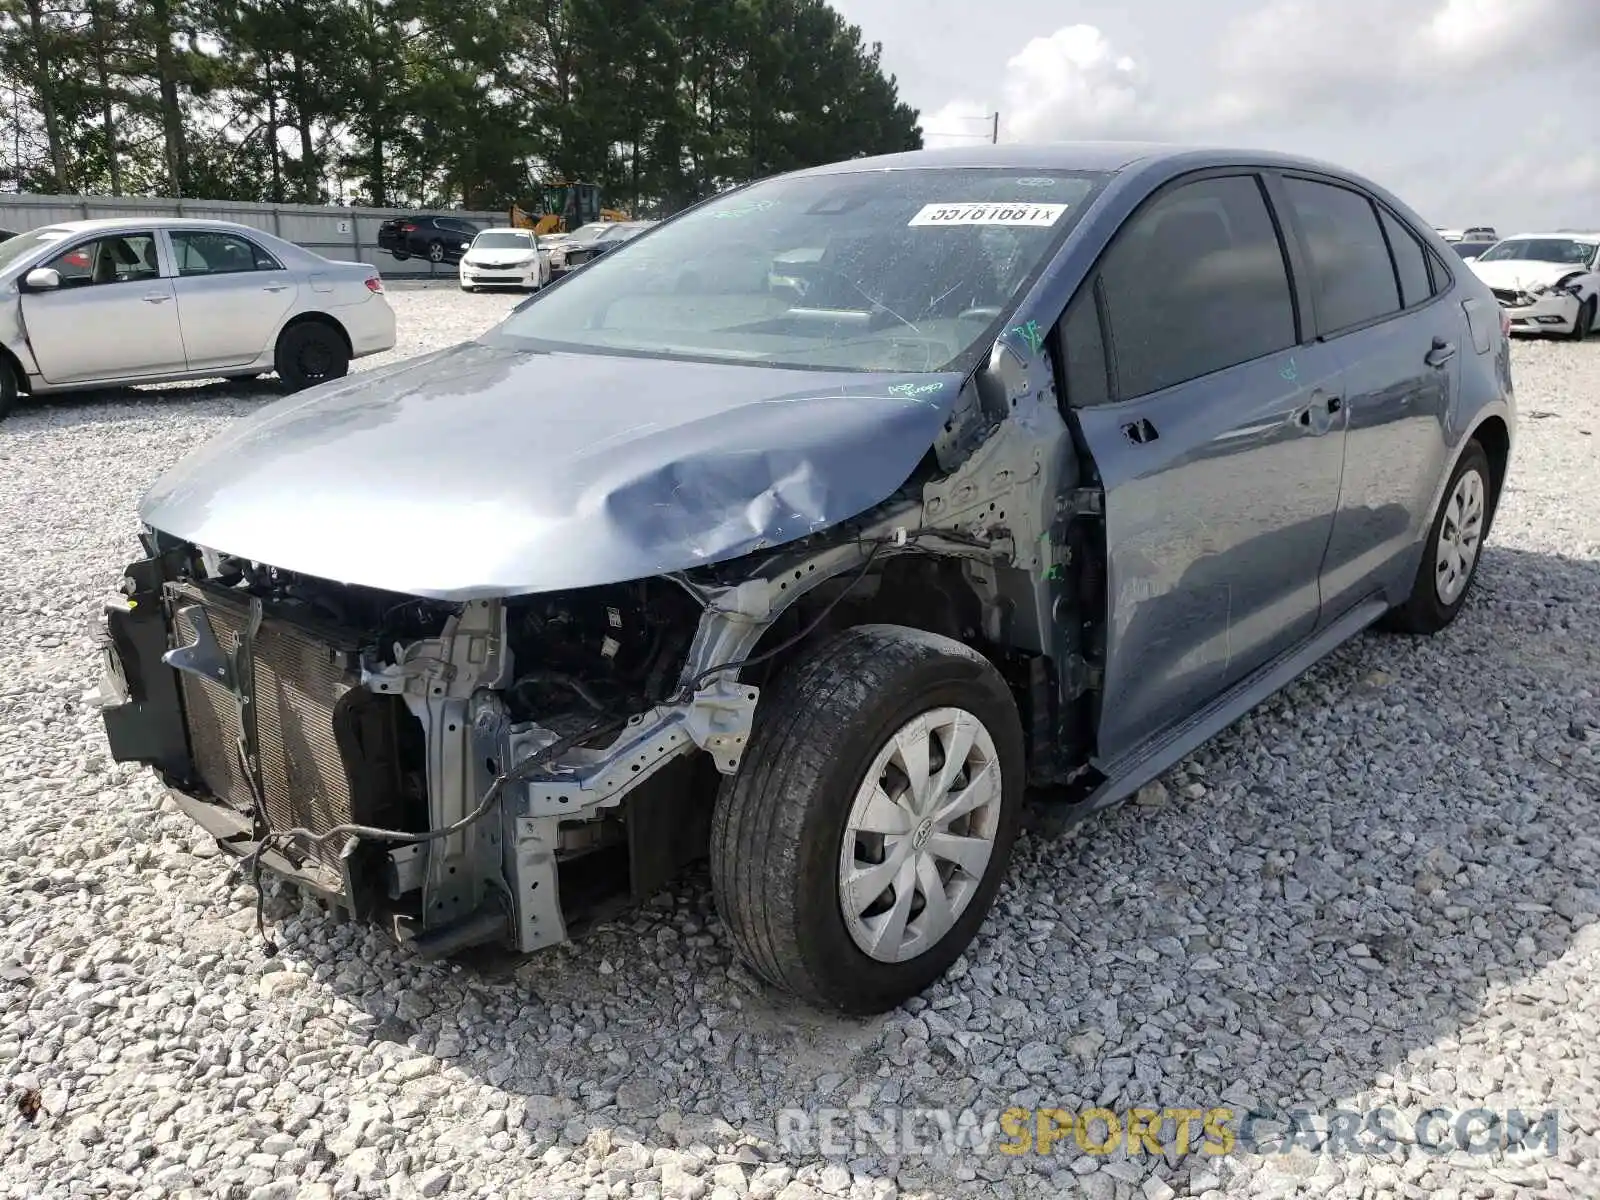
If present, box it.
[274,321,349,392]
[1570,296,1596,343]
[1381,440,1493,634]
[710,624,1025,1013]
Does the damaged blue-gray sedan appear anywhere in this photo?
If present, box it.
[96,144,1515,1013]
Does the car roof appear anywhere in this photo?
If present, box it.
[20,216,283,237]
[473,226,533,234]
[784,141,1374,180]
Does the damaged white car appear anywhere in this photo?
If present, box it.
[1467,233,1600,340]
[96,145,1513,1013]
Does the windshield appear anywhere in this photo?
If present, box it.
[489,167,1107,372]
[1478,237,1598,266]
[0,226,73,273]
[472,231,536,250]
[566,223,613,246]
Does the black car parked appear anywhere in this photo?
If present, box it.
[377,215,482,264]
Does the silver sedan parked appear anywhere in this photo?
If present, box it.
[0,217,396,421]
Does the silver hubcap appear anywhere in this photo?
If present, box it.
[1435,468,1486,605]
[838,707,1003,964]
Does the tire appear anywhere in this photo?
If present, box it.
[274,321,350,393]
[1570,296,1596,343]
[427,240,445,264]
[710,624,1025,1013]
[460,284,475,293]
[0,359,19,423]
[1381,440,1493,634]
[390,248,410,262]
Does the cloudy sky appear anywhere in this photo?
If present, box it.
[828,0,1600,233]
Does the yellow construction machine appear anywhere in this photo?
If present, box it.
[509,181,630,234]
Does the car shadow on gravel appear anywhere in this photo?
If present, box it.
[233,542,1600,1196]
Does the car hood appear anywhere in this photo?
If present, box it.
[138,341,964,600]
[1469,259,1588,290]
[464,248,538,264]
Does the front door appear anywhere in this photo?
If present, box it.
[22,232,186,384]
[167,229,299,370]
[1057,173,1348,765]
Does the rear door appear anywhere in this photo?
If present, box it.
[21,231,186,383]
[1057,172,1347,764]
[167,229,299,369]
[1273,176,1459,618]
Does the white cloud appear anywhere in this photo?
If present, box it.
[923,25,1157,149]
[1203,0,1600,124]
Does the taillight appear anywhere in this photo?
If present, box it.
[365,276,384,294]
[1500,308,1511,337]
[399,222,416,233]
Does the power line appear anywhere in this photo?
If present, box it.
[923,111,1000,144]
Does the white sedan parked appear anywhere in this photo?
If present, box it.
[1467,233,1600,340]
[458,228,552,292]
[0,217,396,421]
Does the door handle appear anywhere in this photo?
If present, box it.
[1296,393,1342,434]
[142,292,172,304]
[1425,338,1456,369]
[262,284,290,293]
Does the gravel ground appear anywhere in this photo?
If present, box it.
[3,287,1599,1200]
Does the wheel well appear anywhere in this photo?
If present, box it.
[1472,415,1510,520]
[739,554,986,687]
[279,312,351,356]
[734,554,1076,780]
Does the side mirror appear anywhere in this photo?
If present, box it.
[24,267,61,291]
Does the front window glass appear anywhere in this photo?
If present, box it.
[44,233,160,287]
[472,231,536,250]
[1477,238,1597,266]
[490,168,1107,372]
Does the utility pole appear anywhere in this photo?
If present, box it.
[992,112,1000,144]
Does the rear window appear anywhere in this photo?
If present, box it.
[490,167,1108,373]
[1282,177,1401,333]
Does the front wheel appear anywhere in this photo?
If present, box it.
[1570,296,1596,343]
[274,321,350,392]
[1381,440,1493,634]
[710,624,1025,1013]
[0,359,19,422]
[427,240,446,264]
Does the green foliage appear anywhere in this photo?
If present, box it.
[0,0,921,211]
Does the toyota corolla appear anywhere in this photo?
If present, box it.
[96,144,1513,1013]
